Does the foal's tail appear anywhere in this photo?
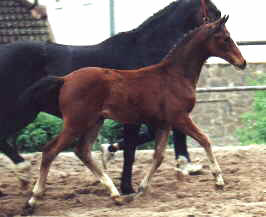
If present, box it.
[18,76,65,109]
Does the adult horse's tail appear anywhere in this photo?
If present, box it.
[18,76,65,110]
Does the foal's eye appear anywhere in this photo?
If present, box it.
[224,37,230,43]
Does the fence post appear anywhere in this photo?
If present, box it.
[109,0,115,36]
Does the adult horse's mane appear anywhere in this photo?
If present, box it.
[103,0,218,42]
[100,1,183,41]
[132,1,182,33]
[132,0,220,34]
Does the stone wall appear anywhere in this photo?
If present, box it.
[189,63,265,146]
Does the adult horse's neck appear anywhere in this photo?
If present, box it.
[101,0,220,67]
[161,27,209,88]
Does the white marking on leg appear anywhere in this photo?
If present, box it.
[175,156,189,175]
[28,167,49,207]
[205,150,224,186]
[139,156,163,192]
[75,123,120,200]
[139,128,170,193]
[174,116,224,187]
[100,173,120,197]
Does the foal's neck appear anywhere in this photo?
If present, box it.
[161,41,209,88]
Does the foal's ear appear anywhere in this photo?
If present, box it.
[219,15,229,26]
[209,15,229,35]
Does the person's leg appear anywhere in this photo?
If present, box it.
[173,128,203,175]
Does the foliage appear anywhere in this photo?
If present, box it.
[236,74,266,145]
[99,120,123,144]
[15,113,63,152]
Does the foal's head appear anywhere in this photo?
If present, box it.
[202,15,246,69]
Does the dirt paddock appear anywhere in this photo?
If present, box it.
[0,145,266,217]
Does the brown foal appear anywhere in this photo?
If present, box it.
[26,16,246,210]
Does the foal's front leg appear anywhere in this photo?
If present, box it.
[136,127,170,196]
[174,115,224,188]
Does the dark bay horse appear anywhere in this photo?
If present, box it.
[0,0,221,193]
[22,16,246,212]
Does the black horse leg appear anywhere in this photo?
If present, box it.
[120,124,156,194]
[172,128,191,162]
[120,124,140,194]
[0,107,39,187]
[0,138,24,164]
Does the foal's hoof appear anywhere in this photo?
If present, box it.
[112,195,125,205]
[215,183,224,190]
[215,180,225,190]
[137,186,147,194]
[215,175,225,190]
[21,203,35,216]
[112,194,135,205]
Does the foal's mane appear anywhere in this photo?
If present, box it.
[162,25,203,61]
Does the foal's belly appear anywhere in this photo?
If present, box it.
[101,103,159,124]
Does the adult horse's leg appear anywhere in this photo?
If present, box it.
[173,129,203,175]
[0,139,31,188]
[174,115,224,188]
[136,126,170,196]
[0,108,39,188]
[0,138,24,164]
[74,120,128,204]
[101,124,155,169]
[120,124,156,194]
[172,129,190,161]
[102,124,156,194]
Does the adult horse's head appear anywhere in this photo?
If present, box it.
[199,0,222,23]
[201,15,246,69]
[133,0,222,64]
[169,0,221,32]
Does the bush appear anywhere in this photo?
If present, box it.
[236,74,266,145]
[15,113,63,152]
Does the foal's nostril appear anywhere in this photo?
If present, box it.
[240,60,247,69]
[237,60,246,70]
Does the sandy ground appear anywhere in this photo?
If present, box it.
[0,145,266,217]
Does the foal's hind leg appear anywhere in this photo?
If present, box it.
[26,128,77,209]
[137,126,170,196]
[174,115,224,188]
[74,121,124,203]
